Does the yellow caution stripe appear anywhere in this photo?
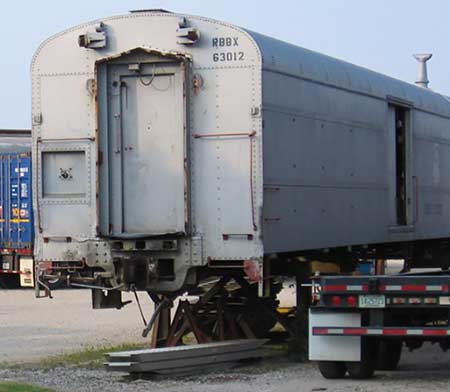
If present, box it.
[0,219,30,223]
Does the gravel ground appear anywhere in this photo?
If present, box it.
[0,289,152,363]
[1,344,450,392]
[2,289,450,391]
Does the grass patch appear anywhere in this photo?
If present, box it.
[2,343,148,370]
[0,381,55,392]
[38,343,148,369]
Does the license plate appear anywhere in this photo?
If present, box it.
[359,295,385,308]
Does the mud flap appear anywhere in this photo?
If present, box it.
[19,257,34,287]
[309,309,361,362]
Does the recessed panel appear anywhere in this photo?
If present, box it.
[42,151,86,198]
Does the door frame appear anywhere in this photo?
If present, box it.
[387,95,415,232]
[94,48,191,238]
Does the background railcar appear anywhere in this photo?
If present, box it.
[0,129,34,289]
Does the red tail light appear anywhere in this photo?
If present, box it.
[331,296,342,306]
[347,296,357,307]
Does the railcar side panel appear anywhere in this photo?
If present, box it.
[261,73,390,252]
[249,32,450,254]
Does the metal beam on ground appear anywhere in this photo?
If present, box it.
[105,339,267,375]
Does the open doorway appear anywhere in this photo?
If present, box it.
[395,106,408,226]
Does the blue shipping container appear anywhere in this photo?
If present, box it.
[0,153,33,250]
[357,261,375,275]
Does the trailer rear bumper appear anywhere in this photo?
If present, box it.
[309,307,450,364]
[312,326,450,337]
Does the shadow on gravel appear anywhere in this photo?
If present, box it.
[342,343,450,384]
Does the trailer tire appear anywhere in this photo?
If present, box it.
[346,338,377,379]
[346,360,375,379]
[376,340,402,370]
[317,361,347,379]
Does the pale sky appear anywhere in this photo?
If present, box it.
[1,0,448,129]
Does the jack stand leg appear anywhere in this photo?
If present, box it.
[290,261,311,361]
[150,304,171,348]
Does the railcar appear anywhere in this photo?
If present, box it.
[31,10,450,323]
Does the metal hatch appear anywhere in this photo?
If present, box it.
[97,49,188,238]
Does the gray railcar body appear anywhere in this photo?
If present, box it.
[31,11,450,293]
[253,32,450,253]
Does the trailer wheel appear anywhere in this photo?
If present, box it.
[346,360,376,379]
[346,338,377,379]
[376,340,402,370]
[317,361,347,379]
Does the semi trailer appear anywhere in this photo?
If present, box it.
[30,10,450,352]
[0,129,34,289]
[309,269,450,379]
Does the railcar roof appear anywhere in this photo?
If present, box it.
[34,10,450,118]
[247,30,450,117]
[0,129,31,136]
[0,130,31,152]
